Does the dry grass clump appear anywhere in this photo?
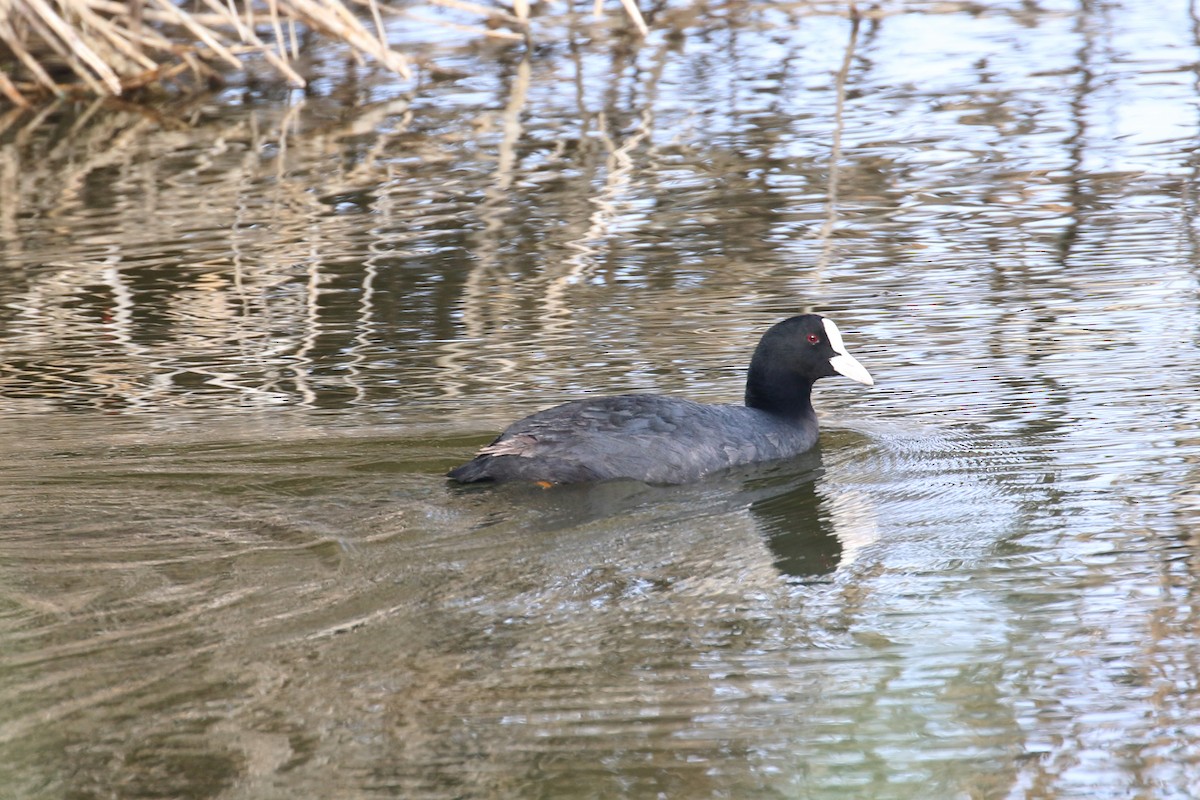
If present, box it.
[0,0,661,106]
[0,0,511,106]
[0,1,894,106]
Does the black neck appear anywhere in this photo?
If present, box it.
[744,361,815,419]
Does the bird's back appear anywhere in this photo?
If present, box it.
[447,394,817,484]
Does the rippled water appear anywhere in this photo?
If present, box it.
[3,2,1200,798]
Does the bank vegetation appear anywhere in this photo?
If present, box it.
[0,0,888,106]
[0,0,644,106]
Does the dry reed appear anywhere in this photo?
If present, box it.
[0,1,896,106]
[0,0,548,105]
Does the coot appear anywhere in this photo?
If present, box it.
[448,314,873,485]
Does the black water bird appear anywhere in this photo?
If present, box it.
[447,314,873,485]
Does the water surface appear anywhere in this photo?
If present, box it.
[2,2,1200,797]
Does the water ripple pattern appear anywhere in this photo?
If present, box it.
[1,2,1200,798]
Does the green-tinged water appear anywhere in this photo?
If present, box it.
[2,2,1200,797]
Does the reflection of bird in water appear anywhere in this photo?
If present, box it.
[449,314,872,485]
[750,464,841,580]
[749,458,881,581]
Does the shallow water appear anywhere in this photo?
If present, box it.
[3,1,1200,797]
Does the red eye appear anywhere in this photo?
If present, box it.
[806,333,821,344]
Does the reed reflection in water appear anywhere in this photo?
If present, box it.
[2,1,1200,798]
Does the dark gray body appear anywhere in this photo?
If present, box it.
[447,314,871,485]
[447,394,819,485]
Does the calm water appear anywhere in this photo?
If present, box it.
[3,1,1200,798]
